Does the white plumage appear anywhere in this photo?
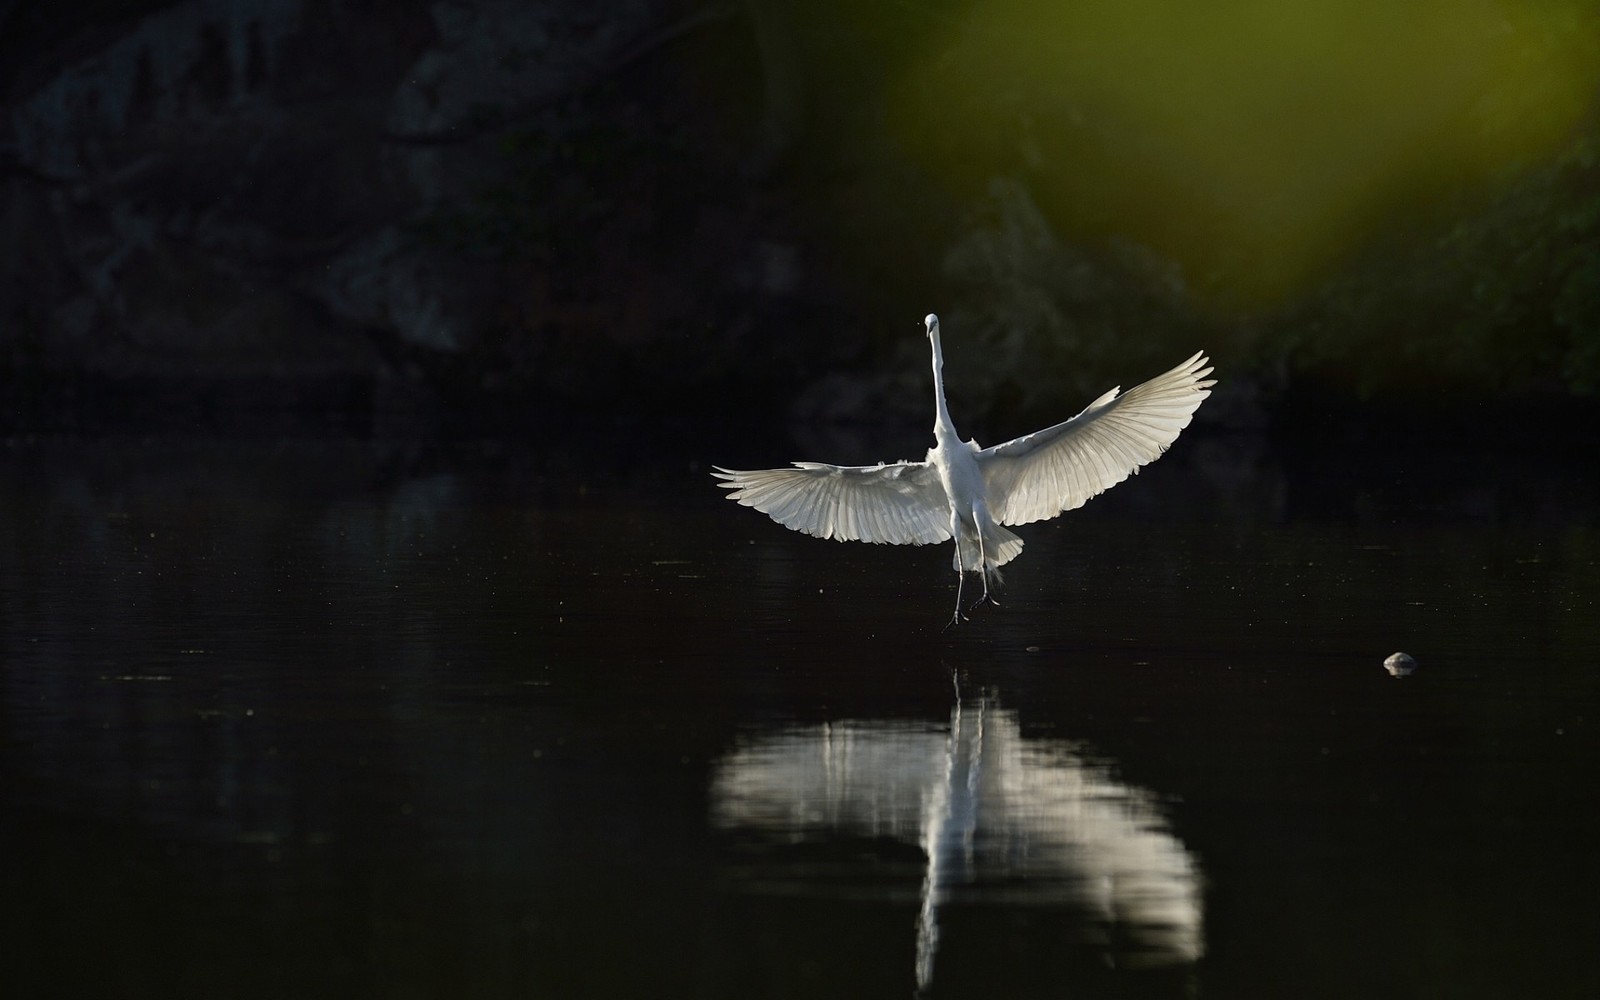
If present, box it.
[714,314,1215,624]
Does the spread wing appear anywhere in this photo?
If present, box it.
[712,461,952,545]
[977,352,1215,526]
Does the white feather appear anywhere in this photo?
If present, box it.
[712,461,952,546]
[713,314,1214,623]
[978,352,1215,526]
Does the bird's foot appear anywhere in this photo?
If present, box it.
[942,611,970,633]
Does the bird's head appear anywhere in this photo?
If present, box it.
[924,314,940,339]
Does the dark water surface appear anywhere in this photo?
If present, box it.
[3,433,1597,998]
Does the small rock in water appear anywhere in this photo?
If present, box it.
[1384,652,1417,677]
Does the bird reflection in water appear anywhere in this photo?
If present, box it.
[709,684,1203,993]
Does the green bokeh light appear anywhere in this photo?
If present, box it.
[888,0,1600,309]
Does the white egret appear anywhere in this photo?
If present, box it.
[714,314,1215,625]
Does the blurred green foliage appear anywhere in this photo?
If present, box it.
[714,0,1600,418]
[889,0,1600,310]
[1282,127,1600,399]
[418,0,1600,415]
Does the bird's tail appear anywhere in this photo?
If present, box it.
[952,521,1023,583]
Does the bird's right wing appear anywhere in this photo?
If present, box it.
[712,461,952,546]
[977,352,1215,526]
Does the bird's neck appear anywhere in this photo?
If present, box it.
[929,332,957,440]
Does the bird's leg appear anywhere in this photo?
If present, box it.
[967,529,997,615]
[944,518,968,631]
[946,563,967,631]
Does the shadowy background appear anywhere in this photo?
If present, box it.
[5,8,1600,996]
[3,0,1598,450]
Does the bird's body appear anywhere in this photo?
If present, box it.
[715,314,1215,625]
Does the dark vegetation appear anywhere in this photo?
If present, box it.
[2,1,1597,441]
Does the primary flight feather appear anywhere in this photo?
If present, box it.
[714,314,1215,625]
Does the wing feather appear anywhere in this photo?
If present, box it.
[712,460,953,546]
[978,352,1215,526]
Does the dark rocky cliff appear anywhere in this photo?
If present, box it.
[4,2,1597,437]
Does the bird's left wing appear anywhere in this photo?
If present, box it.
[977,352,1215,526]
[712,461,952,545]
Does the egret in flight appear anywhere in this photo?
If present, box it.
[714,314,1214,625]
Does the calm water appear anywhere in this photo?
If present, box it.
[2,432,1597,998]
